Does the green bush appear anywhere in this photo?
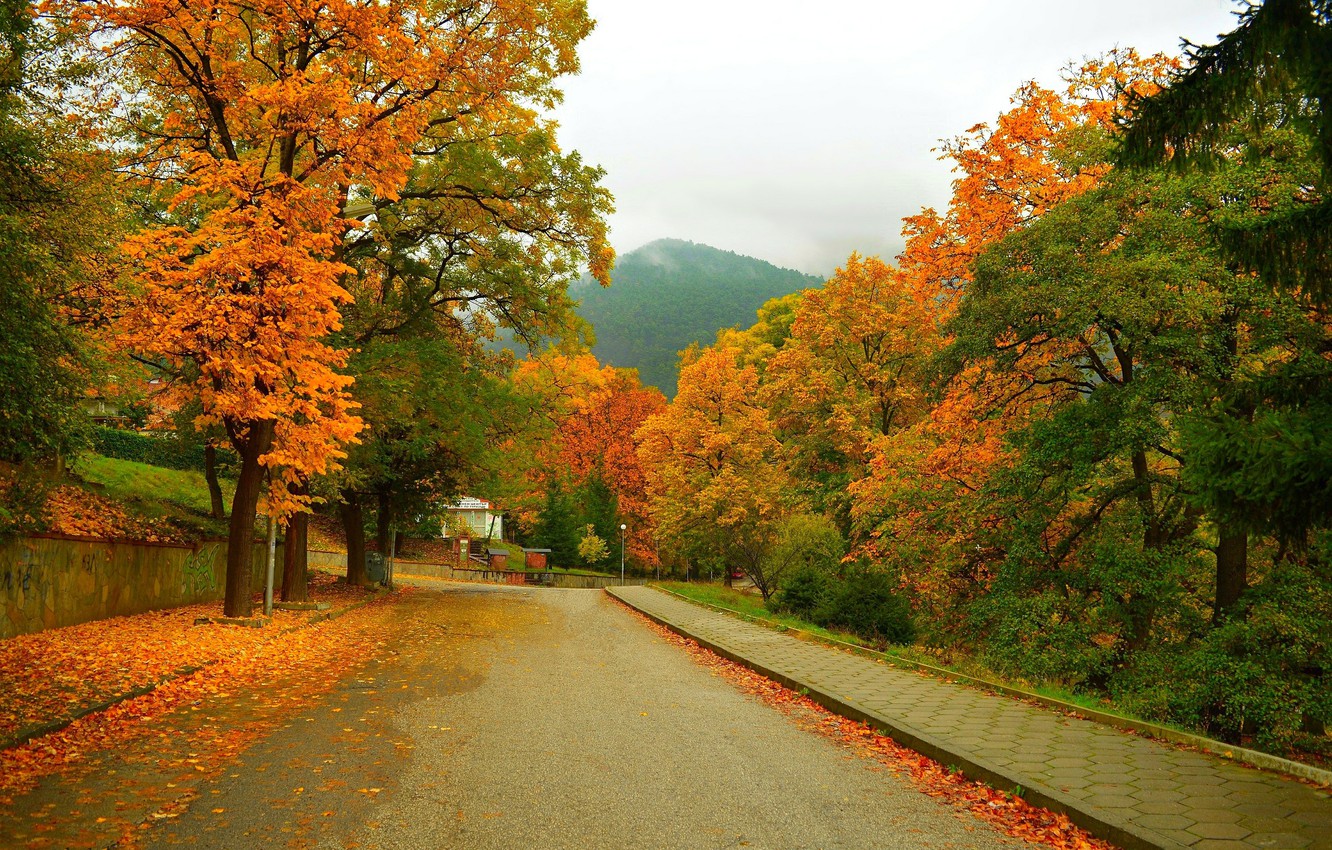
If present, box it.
[816,570,915,645]
[89,426,228,472]
[1137,558,1332,749]
[774,565,833,619]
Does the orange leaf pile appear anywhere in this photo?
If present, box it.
[0,582,412,806]
[0,572,369,745]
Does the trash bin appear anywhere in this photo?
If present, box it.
[366,552,386,584]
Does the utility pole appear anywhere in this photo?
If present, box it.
[263,513,276,617]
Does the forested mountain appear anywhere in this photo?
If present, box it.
[573,239,821,396]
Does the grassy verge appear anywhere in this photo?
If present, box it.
[658,581,1122,717]
[654,581,1332,776]
[657,582,871,646]
[75,453,231,514]
[71,453,232,538]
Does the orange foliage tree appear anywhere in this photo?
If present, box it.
[846,51,1177,621]
[65,0,598,615]
[506,352,665,567]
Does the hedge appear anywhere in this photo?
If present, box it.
[90,426,231,473]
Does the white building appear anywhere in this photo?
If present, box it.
[444,497,504,540]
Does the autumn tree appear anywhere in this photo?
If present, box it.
[847,53,1177,624]
[637,344,790,586]
[762,255,936,535]
[66,0,601,615]
[503,352,664,568]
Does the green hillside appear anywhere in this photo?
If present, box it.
[574,239,821,395]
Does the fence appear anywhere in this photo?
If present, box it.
[307,550,648,589]
[1,534,283,640]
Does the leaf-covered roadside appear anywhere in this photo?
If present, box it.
[621,604,1113,850]
[0,584,413,831]
[0,572,371,746]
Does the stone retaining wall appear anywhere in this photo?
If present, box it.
[2,535,283,639]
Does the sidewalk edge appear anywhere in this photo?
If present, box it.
[608,585,1185,850]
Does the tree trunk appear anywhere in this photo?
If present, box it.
[282,484,310,603]
[1213,526,1248,623]
[341,490,367,586]
[205,443,226,521]
[223,419,274,618]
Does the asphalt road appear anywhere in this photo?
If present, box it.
[138,583,1018,850]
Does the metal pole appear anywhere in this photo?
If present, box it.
[619,523,626,585]
[264,513,276,617]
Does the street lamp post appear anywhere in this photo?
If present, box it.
[619,523,627,585]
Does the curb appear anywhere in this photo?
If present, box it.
[609,586,1187,850]
[0,592,388,752]
[647,585,1332,789]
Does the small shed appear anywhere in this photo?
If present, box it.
[486,548,508,570]
[522,548,551,570]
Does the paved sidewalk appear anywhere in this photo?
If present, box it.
[608,586,1332,850]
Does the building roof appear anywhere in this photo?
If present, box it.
[449,497,493,510]
[522,548,552,553]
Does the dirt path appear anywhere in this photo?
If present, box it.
[6,584,1025,849]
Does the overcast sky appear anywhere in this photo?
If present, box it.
[551,1,1243,278]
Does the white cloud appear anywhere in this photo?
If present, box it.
[552,0,1240,276]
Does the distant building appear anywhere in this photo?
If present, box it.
[444,497,504,540]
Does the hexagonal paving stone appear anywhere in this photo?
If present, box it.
[1244,832,1312,849]
[1154,827,1207,847]
[1179,783,1231,798]
[1089,772,1138,787]
[1284,793,1332,812]
[1046,766,1091,779]
[1233,803,1294,819]
[1087,794,1139,809]
[1189,807,1244,824]
[1229,789,1298,807]
[1133,813,1198,831]
[1174,765,1227,779]
[1132,783,1185,798]
[1187,821,1252,840]
[1289,808,1332,828]
[1135,800,1189,816]
[1048,757,1092,769]
[1238,816,1305,835]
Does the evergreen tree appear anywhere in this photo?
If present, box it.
[576,474,620,551]
[534,482,581,567]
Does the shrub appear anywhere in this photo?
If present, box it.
[1141,557,1332,749]
[773,565,832,619]
[816,570,915,645]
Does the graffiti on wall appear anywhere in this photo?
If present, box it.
[181,544,220,596]
[2,544,36,595]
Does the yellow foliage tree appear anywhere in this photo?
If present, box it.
[636,345,790,582]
